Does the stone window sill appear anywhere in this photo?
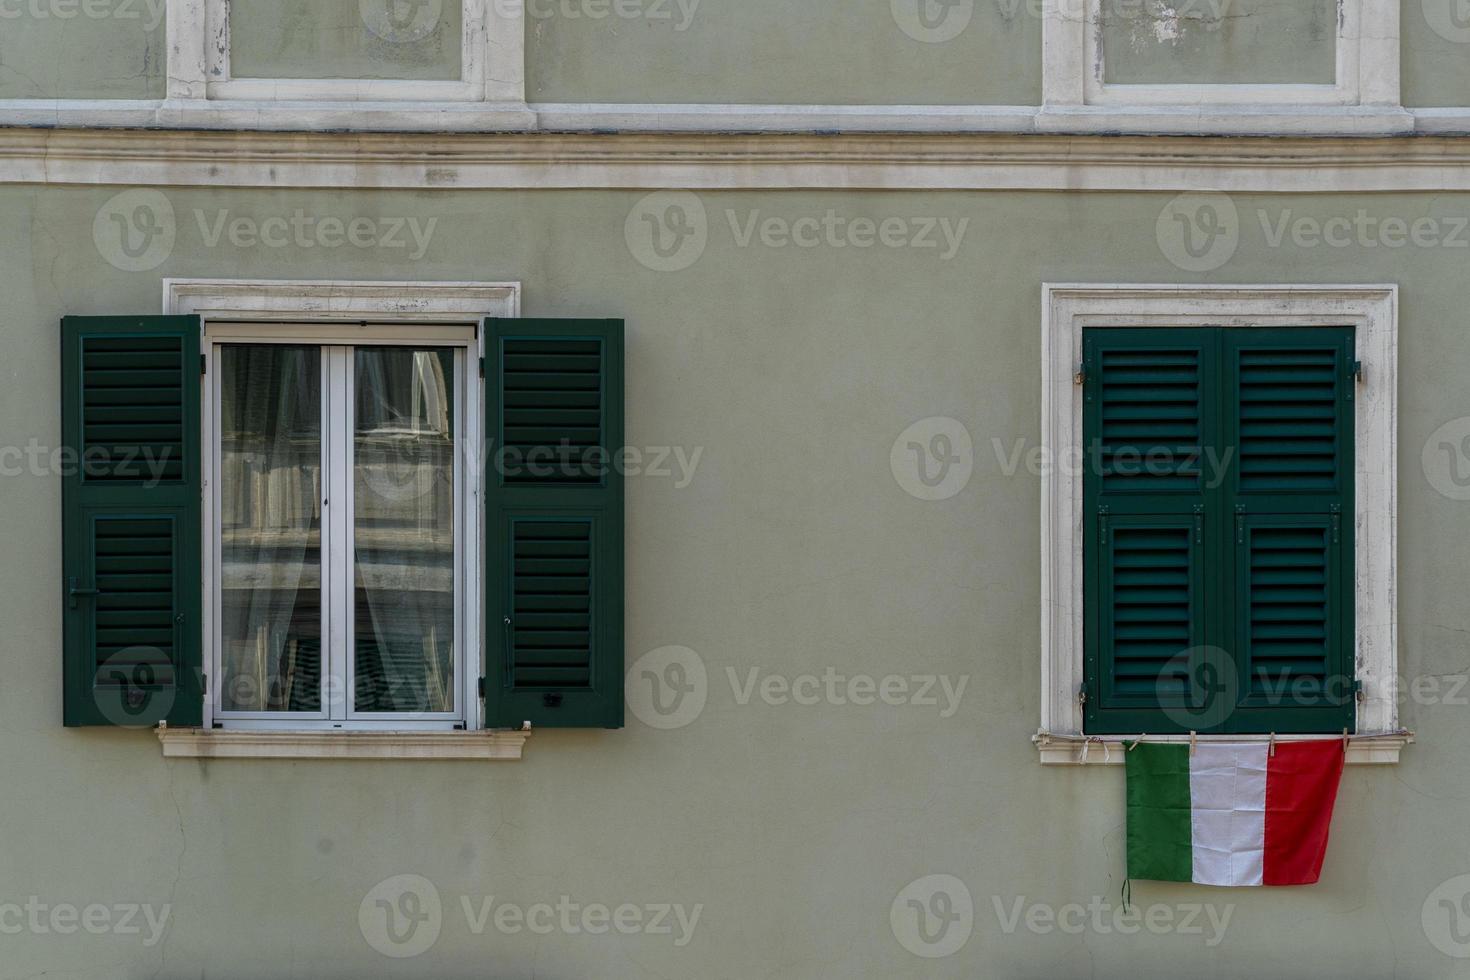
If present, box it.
[157,727,529,760]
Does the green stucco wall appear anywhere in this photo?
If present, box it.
[0,1,165,99]
[0,183,1467,977]
[523,0,1040,105]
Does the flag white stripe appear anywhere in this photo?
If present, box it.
[1189,743,1268,887]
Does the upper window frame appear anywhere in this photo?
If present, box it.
[1039,285,1399,756]
[167,0,524,103]
[1042,0,1400,109]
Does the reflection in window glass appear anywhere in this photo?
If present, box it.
[220,345,323,712]
[353,348,456,713]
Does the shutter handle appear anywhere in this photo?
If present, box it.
[502,615,514,686]
[67,578,101,609]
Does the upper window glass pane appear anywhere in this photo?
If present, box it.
[229,0,464,81]
[1099,0,1336,85]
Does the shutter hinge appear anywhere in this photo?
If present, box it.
[1078,683,1089,707]
[1351,678,1364,703]
[479,356,486,379]
[1354,360,1364,383]
[201,673,208,695]
[200,354,207,375]
[477,676,485,699]
[1074,363,1086,386]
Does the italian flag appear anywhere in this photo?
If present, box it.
[1126,741,1345,887]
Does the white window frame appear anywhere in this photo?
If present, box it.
[205,323,473,731]
[163,279,520,738]
[1038,285,1402,763]
[167,0,524,103]
[1042,0,1400,109]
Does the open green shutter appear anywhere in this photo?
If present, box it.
[62,316,202,728]
[485,319,624,729]
[1083,329,1221,734]
[1223,329,1355,733]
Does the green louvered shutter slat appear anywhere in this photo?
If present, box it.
[1084,329,1223,734]
[1223,329,1355,733]
[485,319,624,729]
[62,316,203,728]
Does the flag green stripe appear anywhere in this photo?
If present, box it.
[1126,743,1193,882]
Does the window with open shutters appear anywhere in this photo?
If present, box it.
[1082,326,1356,735]
[65,312,624,735]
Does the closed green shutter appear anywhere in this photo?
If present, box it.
[62,316,203,728]
[1083,326,1355,735]
[1223,330,1355,733]
[485,319,624,729]
[1083,330,1221,733]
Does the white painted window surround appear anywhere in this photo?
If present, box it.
[1041,0,1401,111]
[1037,285,1405,766]
[159,279,529,761]
[167,0,524,104]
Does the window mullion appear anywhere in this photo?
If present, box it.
[326,346,354,723]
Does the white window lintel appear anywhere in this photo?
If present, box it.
[1039,284,1400,762]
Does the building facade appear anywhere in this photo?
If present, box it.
[3,1,1470,976]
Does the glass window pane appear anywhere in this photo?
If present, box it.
[228,0,464,81]
[220,345,323,712]
[353,348,456,713]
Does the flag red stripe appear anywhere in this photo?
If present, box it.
[1263,740,1345,886]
